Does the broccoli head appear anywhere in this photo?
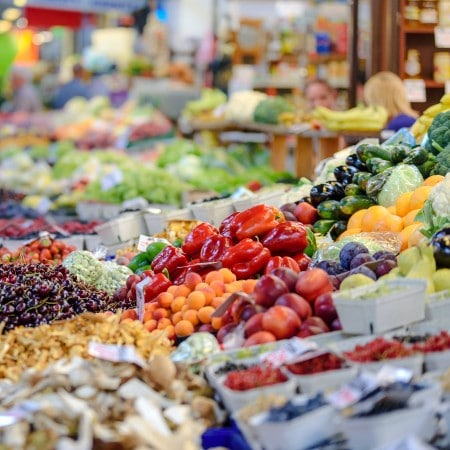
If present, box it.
[430,145,450,176]
[425,110,450,154]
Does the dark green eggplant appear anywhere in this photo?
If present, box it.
[309,182,345,206]
[344,183,364,196]
[312,219,337,235]
[356,143,392,163]
[402,145,429,165]
[317,199,342,220]
[391,144,413,164]
[345,153,368,171]
[339,195,376,217]
[365,168,393,201]
[329,220,348,240]
[366,157,393,174]
[352,171,372,191]
[334,165,359,185]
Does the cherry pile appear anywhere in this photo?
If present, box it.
[285,352,344,375]
[224,364,288,391]
[0,264,123,332]
[412,331,450,353]
[343,338,414,363]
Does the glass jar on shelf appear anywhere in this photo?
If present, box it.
[405,49,422,78]
[404,0,421,26]
[420,0,438,25]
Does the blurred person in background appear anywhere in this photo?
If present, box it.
[363,71,418,131]
[305,79,338,110]
[53,63,91,109]
[5,66,42,113]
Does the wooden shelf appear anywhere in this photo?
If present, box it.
[424,79,445,88]
[308,53,347,63]
[403,24,436,34]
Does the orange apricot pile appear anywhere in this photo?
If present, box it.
[338,175,444,250]
[120,268,258,340]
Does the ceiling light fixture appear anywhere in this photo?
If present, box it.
[3,8,22,21]
[0,20,12,33]
[13,0,28,6]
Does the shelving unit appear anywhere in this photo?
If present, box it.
[398,0,446,111]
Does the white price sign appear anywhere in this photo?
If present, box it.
[88,342,147,367]
[136,277,150,323]
[101,169,123,191]
[403,79,427,103]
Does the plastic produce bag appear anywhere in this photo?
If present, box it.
[312,232,402,265]
[171,333,220,364]
[382,127,417,147]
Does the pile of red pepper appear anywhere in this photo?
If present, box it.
[147,204,314,287]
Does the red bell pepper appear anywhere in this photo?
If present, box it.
[182,222,219,258]
[222,238,271,279]
[200,234,233,262]
[292,253,312,271]
[143,272,172,303]
[264,256,300,275]
[219,212,240,241]
[151,245,188,280]
[173,258,221,285]
[234,204,285,241]
[260,221,308,256]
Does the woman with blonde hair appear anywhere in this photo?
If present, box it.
[363,71,418,131]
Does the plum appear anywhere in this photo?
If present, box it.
[375,259,397,278]
[349,253,375,270]
[315,260,344,275]
[349,265,377,280]
[373,250,397,262]
[339,242,370,270]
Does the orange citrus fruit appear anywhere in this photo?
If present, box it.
[422,175,445,187]
[408,186,432,211]
[174,320,194,337]
[360,206,391,232]
[395,191,414,217]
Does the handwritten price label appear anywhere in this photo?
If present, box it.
[88,342,147,368]
[261,337,318,367]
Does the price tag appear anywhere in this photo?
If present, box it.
[261,337,319,367]
[327,371,379,409]
[136,277,150,322]
[101,169,123,191]
[403,79,426,103]
[435,27,450,48]
[88,342,147,368]
[376,366,413,385]
[137,235,170,253]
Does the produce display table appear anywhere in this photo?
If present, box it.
[182,118,381,178]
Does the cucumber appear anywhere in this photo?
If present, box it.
[352,172,372,191]
[366,157,393,174]
[312,219,336,235]
[317,199,342,220]
[339,195,376,217]
[356,143,392,163]
[344,183,364,196]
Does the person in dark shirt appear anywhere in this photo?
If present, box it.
[53,63,91,109]
[363,71,418,132]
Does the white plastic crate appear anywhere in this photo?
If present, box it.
[332,279,427,335]
[425,289,450,321]
[337,405,436,450]
[286,366,358,394]
[94,220,121,246]
[143,208,193,235]
[189,199,235,226]
[215,376,296,414]
[248,401,336,450]
[116,212,148,242]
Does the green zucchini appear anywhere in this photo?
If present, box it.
[344,183,364,196]
[391,144,412,164]
[402,146,429,165]
[312,219,337,236]
[339,195,376,217]
[317,199,342,220]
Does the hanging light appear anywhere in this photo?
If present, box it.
[3,8,22,21]
[16,17,28,28]
[13,0,27,6]
[0,20,12,33]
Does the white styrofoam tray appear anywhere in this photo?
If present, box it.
[425,289,450,321]
[332,279,427,335]
[143,208,193,235]
[189,199,235,226]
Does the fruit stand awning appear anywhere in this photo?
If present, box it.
[24,7,95,29]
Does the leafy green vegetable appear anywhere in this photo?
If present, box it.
[430,143,450,176]
[253,97,294,124]
[425,110,450,155]
[156,139,202,168]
